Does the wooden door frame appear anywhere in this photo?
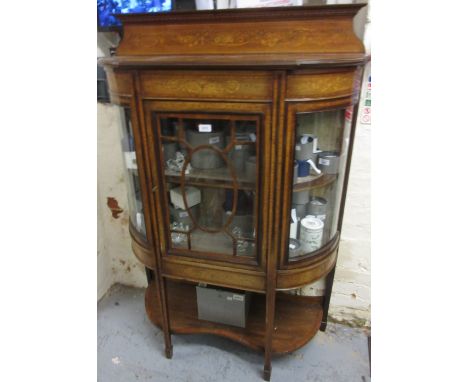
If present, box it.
[141,99,274,273]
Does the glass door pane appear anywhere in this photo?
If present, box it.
[118,107,147,239]
[288,107,353,261]
[154,114,260,260]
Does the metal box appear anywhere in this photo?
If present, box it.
[196,285,251,328]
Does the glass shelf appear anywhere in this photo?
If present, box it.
[292,174,337,192]
[165,167,256,190]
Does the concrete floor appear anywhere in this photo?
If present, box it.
[98,284,370,382]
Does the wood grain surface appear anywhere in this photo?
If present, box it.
[145,279,323,354]
[286,70,356,100]
[139,70,273,101]
[129,223,155,269]
[98,5,367,377]
[115,5,365,57]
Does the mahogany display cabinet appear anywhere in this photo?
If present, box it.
[99,4,366,380]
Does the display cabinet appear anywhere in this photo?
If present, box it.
[99,4,366,380]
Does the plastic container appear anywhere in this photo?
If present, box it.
[245,156,257,180]
[292,202,307,219]
[300,216,324,253]
[307,197,328,223]
[292,190,310,204]
[295,135,317,161]
[228,141,253,173]
[186,128,225,169]
[317,151,340,174]
[288,238,302,258]
[297,159,310,177]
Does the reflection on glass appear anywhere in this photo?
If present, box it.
[118,107,146,239]
[288,108,353,261]
[156,114,259,258]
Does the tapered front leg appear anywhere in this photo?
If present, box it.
[159,277,173,358]
[165,344,173,359]
[320,265,336,332]
[152,272,173,359]
[263,287,276,381]
[263,364,272,381]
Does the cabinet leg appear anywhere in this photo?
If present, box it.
[165,344,173,359]
[263,364,271,381]
[144,267,154,285]
[320,321,328,332]
[153,272,173,359]
[263,287,276,381]
[320,265,336,332]
[159,277,173,358]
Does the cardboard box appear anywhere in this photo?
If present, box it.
[196,285,251,328]
[170,186,201,209]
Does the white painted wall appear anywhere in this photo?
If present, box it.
[97,5,371,327]
[328,62,371,327]
[97,103,148,301]
[97,185,113,300]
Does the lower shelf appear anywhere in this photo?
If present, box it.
[145,280,323,354]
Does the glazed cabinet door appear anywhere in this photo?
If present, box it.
[283,103,355,264]
[144,101,272,269]
[116,105,148,243]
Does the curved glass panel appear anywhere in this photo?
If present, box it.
[118,107,147,239]
[154,114,259,259]
[288,107,353,261]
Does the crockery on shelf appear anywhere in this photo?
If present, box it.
[307,197,328,223]
[317,151,340,174]
[300,216,324,253]
[288,238,302,258]
[186,127,226,169]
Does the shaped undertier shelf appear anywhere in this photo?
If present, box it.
[145,280,323,354]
